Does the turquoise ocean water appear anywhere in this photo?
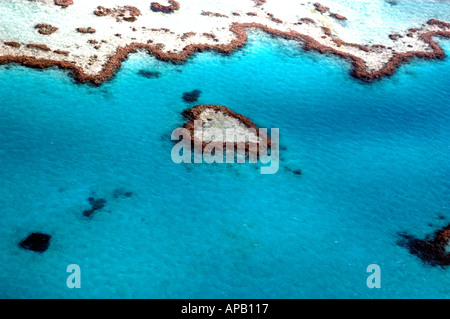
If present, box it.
[0,31,449,298]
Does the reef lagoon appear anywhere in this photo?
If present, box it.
[1,1,450,298]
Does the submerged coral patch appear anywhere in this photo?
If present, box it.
[19,232,51,253]
[138,70,161,79]
[83,197,107,219]
[182,90,202,103]
[113,188,133,199]
[399,224,450,267]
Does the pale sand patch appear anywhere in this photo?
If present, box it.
[195,109,261,144]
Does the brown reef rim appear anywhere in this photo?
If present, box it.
[1,20,449,85]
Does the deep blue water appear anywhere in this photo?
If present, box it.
[0,33,449,298]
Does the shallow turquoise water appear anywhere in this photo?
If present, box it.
[0,32,449,298]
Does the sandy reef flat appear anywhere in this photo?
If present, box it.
[183,104,270,146]
[0,0,449,83]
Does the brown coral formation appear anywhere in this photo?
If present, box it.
[313,3,347,21]
[330,13,347,21]
[76,27,96,34]
[401,224,450,266]
[267,14,283,24]
[4,41,20,48]
[314,3,329,14]
[300,17,315,24]
[150,0,180,14]
[322,27,332,36]
[203,33,219,42]
[53,49,69,56]
[428,19,450,29]
[35,24,58,35]
[26,44,51,51]
[93,6,141,22]
[389,33,402,41]
[270,18,283,24]
[54,0,73,8]
[331,38,370,52]
[181,32,196,41]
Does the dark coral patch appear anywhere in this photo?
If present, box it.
[138,70,161,79]
[398,224,450,267]
[113,188,133,199]
[83,197,107,218]
[285,167,302,176]
[182,89,202,103]
[19,232,51,253]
